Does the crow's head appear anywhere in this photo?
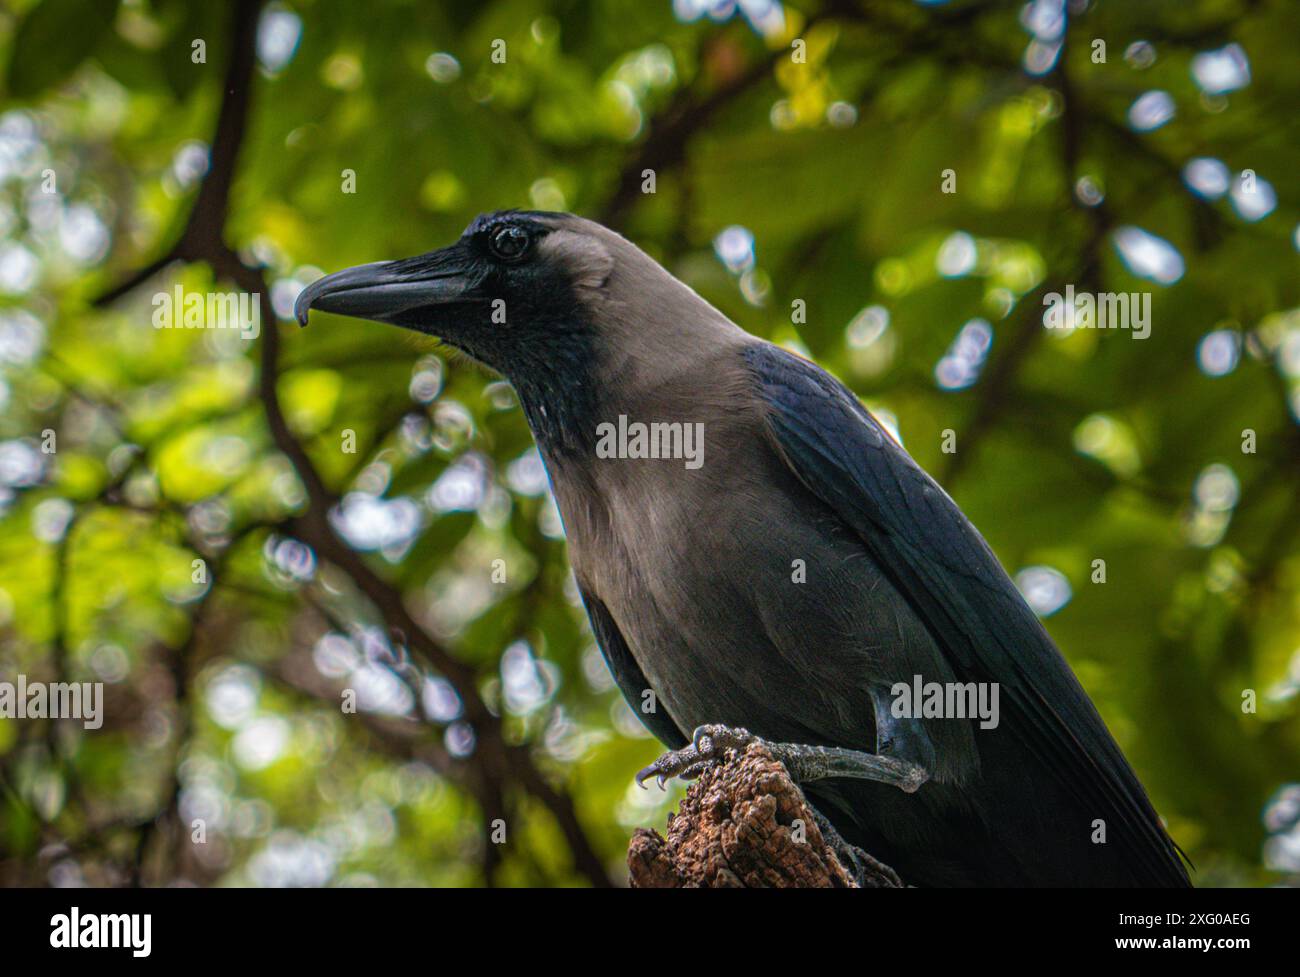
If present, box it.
[295,210,742,449]
[294,210,623,375]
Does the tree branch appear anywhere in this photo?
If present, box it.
[90,0,613,888]
[598,29,804,230]
[629,744,902,888]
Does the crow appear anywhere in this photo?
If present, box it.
[296,210,1190,887]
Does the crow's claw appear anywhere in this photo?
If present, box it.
[635,747,704,790]
[634,724,757,789]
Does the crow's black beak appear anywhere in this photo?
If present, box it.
[294,251,479,328]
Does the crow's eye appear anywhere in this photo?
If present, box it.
[489,225,530,261]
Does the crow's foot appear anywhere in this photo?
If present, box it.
[635,723,929,794]
[634,724,753,789]
[808,807,904,888]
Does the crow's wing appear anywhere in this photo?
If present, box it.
[579,587,687,748]
[744,342,1188,886]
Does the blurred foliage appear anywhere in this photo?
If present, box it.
[0,0,1298,887]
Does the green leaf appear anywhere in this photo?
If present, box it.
[4,0,119,98]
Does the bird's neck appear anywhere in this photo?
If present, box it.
[510,351,604,461]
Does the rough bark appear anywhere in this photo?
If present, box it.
[628,743,903,888]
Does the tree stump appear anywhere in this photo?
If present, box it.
[627,742,903,888]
